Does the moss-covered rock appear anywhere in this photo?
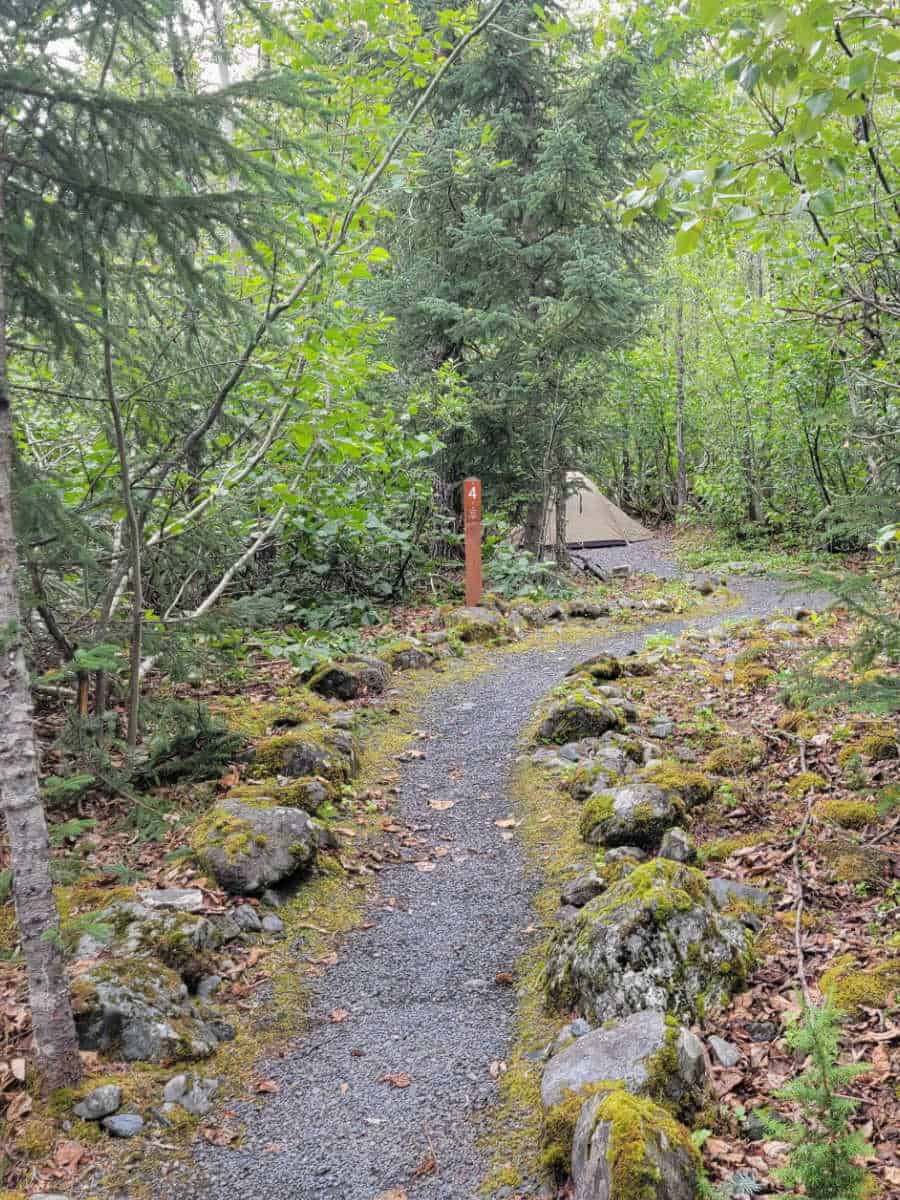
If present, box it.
[820,955,900,1014]
[820,841,889,887]
[191,798,321,895]
[381,639,435,670]
[641,761,714,807]
[538,693,626,745]
[734,639,772,666]
[71,958,231,1063]
[571,1088,700,1200]
[568,654,622,682]
[226,776,335,815]
[579,785,684,850]
[816,798,878,829]
[544,860,753,1024]
[252,724,359,784]
[306,657,391,700]
[447,605,508,643]
[704,736,764,775]
[732,664,775,691]
[859,730,899,762]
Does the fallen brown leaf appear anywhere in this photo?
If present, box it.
[381,1072,411,1089]
[256,1079,279,1094]
[55,1140,86,1170]
[329,1008,350,1023]
[428,800,455,811]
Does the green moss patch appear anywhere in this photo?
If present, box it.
[785,771,827,798]
[820,955,900,1014]
[704,737,764,775]
[816,798,878,830]
[641,760,714,806]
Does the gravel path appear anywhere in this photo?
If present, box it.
[156,546,827,1200]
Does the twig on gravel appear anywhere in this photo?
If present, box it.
[294,921,333,935]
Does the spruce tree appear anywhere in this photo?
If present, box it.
[378,1,651,550]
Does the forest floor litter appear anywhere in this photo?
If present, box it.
[136,544,845,1200]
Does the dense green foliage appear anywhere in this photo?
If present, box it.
[3,0,897,746]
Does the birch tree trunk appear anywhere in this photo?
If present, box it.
[0,173,82,1091]
[674,295,688,511]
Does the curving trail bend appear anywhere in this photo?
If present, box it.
[156,544,826,1200]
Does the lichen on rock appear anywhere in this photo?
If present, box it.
[544,859,753,1025]
[641,761,714,807]
[571,1088,700,1200]
[70,959,232,1063]
[538,694,626,745]
[191,797,322,894]
[578,785,684,850]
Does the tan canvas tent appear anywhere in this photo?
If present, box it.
[542,472,651,548]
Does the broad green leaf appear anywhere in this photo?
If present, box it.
[804,91,832,118]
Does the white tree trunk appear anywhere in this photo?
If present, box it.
[0,174,82,1091]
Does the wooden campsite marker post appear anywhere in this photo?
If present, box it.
[463,477,482,607]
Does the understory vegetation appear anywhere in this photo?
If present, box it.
[0,0,898,1196]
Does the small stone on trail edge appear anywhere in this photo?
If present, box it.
[140,888,205,913]
[541,1010,706,1111]
[709,877,771,909]
[164,1073,220,1116]
[196,974,222,999]
[101,1113,145,1138]
[708,1036,741,1069]
[560,871,606,908]
[262,914,284,934]
[73,1083,121,1120]
[659,827,696,864]
[233,903,263,932]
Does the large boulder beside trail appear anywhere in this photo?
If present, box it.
[538,694,625,745]
[541,1010,706,1112]
[544,860,753,1025]
[71,960,232,1063]
[191,798,323,895]
[578,784,683,849]
[572,1091,700,1200]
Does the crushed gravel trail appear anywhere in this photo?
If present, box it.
[159,546,827,1200]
